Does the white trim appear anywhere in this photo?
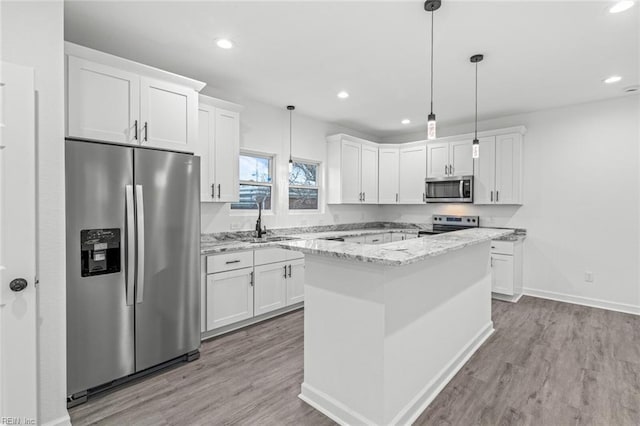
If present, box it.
[390,322,494,426]
[198,94,243,112]
[299,384,376,426]
[523,288,640,316]
[41,414,71,426]
[492,292,524,303]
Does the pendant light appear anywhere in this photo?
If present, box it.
[425,0,441,140]
[287,105,295,172]
[470,54,483,159]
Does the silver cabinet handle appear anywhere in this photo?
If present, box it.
[444,164,448,175]
[125,185,135,306]
[496,191,499,202]
[250,271,254,287]
[490,191,493,202]
[135,185,145,304]
[288,264,292,278]
[211,183,215,199]
[134,120,138,141]
[363,192,366,202]
[423,192,426,203]
[218,184,221,198]
[283,265,288,278]
[143,122,148,142]
[225,260,241,264]
[396,193,398,203]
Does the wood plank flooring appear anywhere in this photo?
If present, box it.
[70,296,640,425]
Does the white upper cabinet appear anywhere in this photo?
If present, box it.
[67,56,139,145]
[196,98,241,203]
[65,42,205,153]
[473,133,523,205]
[427,139,473,178]
[327,134,378,204]
[378,146,400,204]
[398,142,427,204]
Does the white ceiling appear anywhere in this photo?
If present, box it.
[64,1,639,138]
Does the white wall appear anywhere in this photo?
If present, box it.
[200,93,383,233]
[1,2,68,425]
[379,95,640,311]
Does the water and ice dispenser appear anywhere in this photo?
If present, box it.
[80,228,121,277]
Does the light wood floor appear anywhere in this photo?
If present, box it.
[70,296,640,425]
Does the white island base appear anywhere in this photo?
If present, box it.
[298,242,494,426]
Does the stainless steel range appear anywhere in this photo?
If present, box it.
[418,215,479,236]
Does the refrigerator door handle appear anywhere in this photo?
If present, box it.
[135,184,145,304]
[125,185,136,306]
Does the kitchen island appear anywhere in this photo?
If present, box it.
[278,228,514,426]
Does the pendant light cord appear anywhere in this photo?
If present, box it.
[430,10,434,115]
[289,108,293,162]
[474,62,478,140]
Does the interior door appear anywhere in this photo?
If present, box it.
[378,147,399,204]
[0,62,38,421]
[67,56,139,145]
[340,140,362,203]
[473,136,496,204]
[133,148,200,372]
[399,143,427,204]
[65,140,135,396]
[450,139,474,176]
[140,77,196,153]
[360,144,378,204]
[214,108,240,202]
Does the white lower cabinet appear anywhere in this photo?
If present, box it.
[491,239,524,302]
[254,262,288,316]
[204,248,305,335]
[206,268,254,330]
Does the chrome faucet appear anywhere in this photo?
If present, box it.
[255,195,267,238]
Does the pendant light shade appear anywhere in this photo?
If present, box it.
[470,54,483,159]
[425,0,441,140]
[287,105,295,172]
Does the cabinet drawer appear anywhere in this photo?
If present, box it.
[490,240,514,256]
[207,251,253,273]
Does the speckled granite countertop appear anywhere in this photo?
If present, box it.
[276,228,514,266]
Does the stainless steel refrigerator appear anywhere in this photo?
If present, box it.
[65,139,200,403]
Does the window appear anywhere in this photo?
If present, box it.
[231,153,273,210]
[289,161,320,210]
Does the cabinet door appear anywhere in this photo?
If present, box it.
[495,134,522,205]
[206,268,253,331]
[286,259,305,306]
[378,147,399,204]
[399,143,427,204]
[473,136,496,205]
[140,77,197,153]
[254,262,288,316]
[214,108,240,202]
[449,140,474,177]
[67,56,139,144]
[426,142,449,178]
[491,254,514,295]
[340,140,362,203]
[360,144,378,204]
[197,104,215,201]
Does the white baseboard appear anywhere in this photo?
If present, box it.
[299,383,376,426]
[523,288,640,316]
[492,292,523,303]
[390,322,494,426]
[41,413,71,426]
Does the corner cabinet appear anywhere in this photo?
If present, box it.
[65,42,204,153]
[474,133,524,205]
[327,134,378,204]
[196,96,241,203]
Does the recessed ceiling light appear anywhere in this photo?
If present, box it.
[401,119,411,125]
[609,0,635,13]
[337,91,349,99]
[216,38,234,49]
[604,75,622,84]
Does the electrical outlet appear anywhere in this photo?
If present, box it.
[584,271,594,283]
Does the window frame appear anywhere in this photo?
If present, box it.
[288,157,322,213]
[230,150,276,213]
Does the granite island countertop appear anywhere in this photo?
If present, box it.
[275,228,515,266]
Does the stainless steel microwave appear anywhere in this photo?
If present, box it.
[425,176,473,203]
